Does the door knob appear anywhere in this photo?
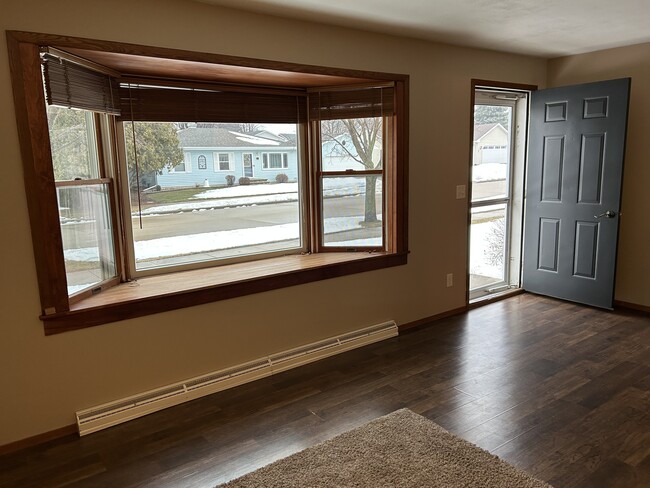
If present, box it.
[594,210,616,219]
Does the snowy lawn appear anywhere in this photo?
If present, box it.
[472,162,507,182]
[65,214,382,262]
[140,193,298,215]
[470,218,504,279]
[140,179,382,216]
[193,183,297,199]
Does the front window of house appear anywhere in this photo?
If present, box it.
[215,152,233,172]
[262,152,289,169]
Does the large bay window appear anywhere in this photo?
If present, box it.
[8,31,408,334]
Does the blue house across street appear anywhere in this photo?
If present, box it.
[157,126,299,188]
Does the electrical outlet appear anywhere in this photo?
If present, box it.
[456,185,466,199]
[446,273,453,287]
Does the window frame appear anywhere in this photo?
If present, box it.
[56,178,122,304]
[117,121,308,278]
[213,152,234,172]
[197,154,207,170]
[170,152,191,173]
[261,152,289,170]
[313,113,389,252]
[7,30,409,335]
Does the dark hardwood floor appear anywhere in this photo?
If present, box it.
[1,294,649,487]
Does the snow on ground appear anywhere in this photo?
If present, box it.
[68,283,92,294]
[323,178,382,197]
[330,238,382,247]
[132,223,300,260]
[64,180,385,266]
[193,183,297,199]
[64,215,383,262]
[141,193,299,215]
[470,219,503,279]
[194,179,381,200]
[472,163,507,183]
[141,179,382,216]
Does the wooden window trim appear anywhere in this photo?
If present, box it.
[7,30,409,335]
[39,251,407,334]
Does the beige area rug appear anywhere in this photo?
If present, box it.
[217,409,552,487]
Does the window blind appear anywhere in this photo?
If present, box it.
[309,86,394,121]
[42,54,120,115]
[118,85,306,124]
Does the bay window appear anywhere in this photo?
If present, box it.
[43,55,121,303]
[8,31,408,334]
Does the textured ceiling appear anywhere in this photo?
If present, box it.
[198,0,650,58]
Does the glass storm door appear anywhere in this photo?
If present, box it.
[469,94,516,297]
[243,153,254,177]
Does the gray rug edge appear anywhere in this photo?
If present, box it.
[216,408,553,488]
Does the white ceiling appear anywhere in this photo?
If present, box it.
[198,0,650,58]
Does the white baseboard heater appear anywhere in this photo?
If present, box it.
[75,320,398,436]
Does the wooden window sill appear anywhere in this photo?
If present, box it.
[41,252,407,335]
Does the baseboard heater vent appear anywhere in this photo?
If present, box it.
[75,320,398,436]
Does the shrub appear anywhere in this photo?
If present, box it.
[154,184,161,191]
[225,174,236,186]
[485,217,506,267]
[238,176,251,185]
[275,173,289,183]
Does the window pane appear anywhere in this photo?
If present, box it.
[321,117,382,172]
[218,153,230,171]
[124,122,302,270]
[58,184,117,295]
[47,105,99,181]
[470,204,507,290]
[269,153,283,168]
[322,176,383,247]
[471,105,512,202]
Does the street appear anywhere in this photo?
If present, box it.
[61,192,383,247]
[62,179,503,253]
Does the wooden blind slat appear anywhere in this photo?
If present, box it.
[42,54,120,115]
[118,85,306,123]
[309,87,394,120]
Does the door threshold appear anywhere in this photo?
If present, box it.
[468,288,524,309]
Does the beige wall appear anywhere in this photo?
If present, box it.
[0,0,549,445]
[548,44,650,307]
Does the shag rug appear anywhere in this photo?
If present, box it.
[217,408,551,487]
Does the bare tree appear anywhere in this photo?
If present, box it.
[238,123,263,134]
[321,117,382,223]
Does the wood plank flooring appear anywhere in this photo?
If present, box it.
[1,294,649,487]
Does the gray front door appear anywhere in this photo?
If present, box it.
[523,78,630,309]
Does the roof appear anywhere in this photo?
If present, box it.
[178,127,296,149]
[473,123,507,142]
